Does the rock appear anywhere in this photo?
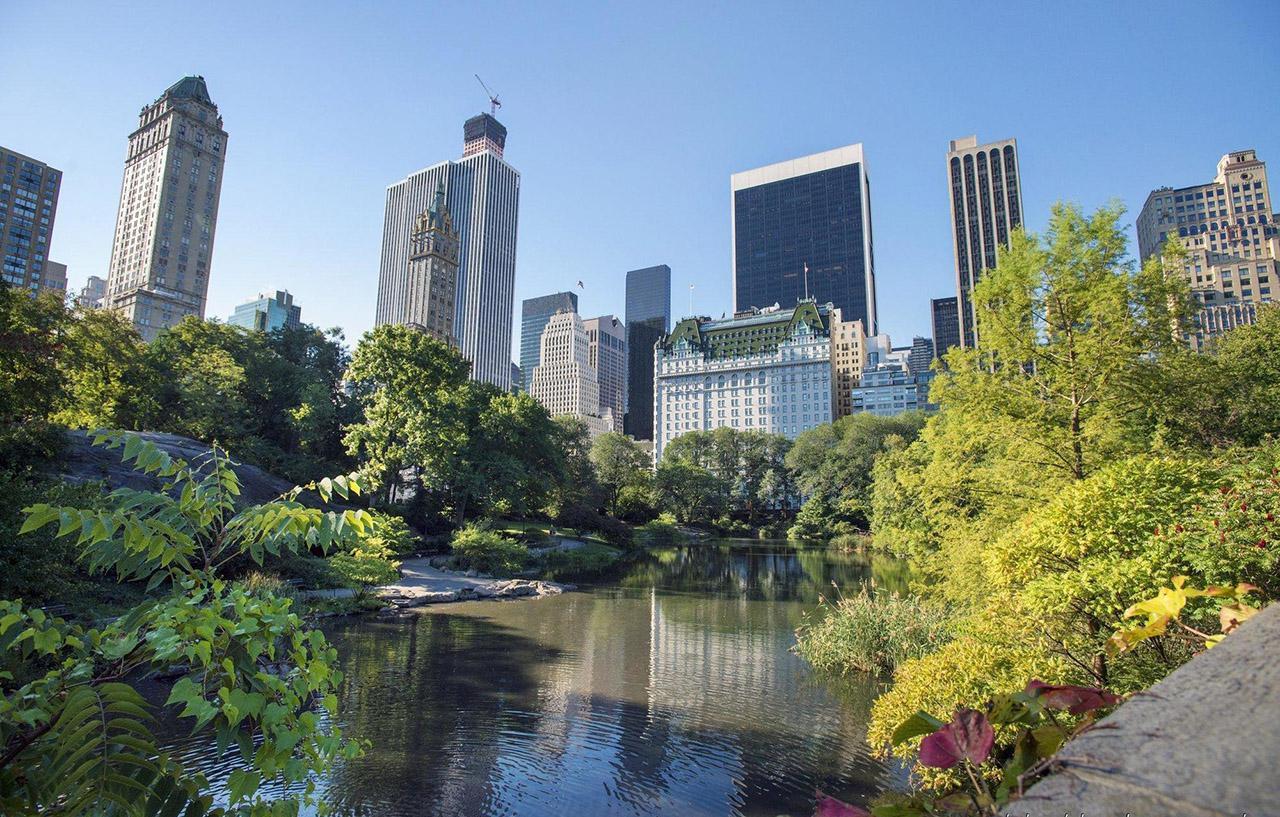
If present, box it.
[420,590,460,604]
[473,586,496,598]
[463,569,478,578]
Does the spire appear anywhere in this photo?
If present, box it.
[431,181,446,215]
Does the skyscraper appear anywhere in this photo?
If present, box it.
[404,182,460,345]
[520,291,578,391]
[1,146,63,294]
[584,315,627,430]
[104,76,228,341]
[828,307,867,419]
[228,290,301,332]
[1135,149,1278,347]
[930,296,961,360]
[376,113,520,389]
[947,135,1023,349]
[529,310,613,438]
[624,264,670,440]
[731,145,877,333]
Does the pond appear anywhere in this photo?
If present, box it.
[172,540,909,816]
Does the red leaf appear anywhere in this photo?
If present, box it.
[813,790,870,817]
[917,708,994,769]
[1025,679,1121,715]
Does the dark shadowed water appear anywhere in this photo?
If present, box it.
[170,540,909,816]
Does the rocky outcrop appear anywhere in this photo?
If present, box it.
[378,578,571,608]
[54,430,302,506]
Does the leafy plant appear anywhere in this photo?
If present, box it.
[1107,575,1260,655]
[868,679,1122,815]
[449,523,527,574]
[1,431,370,815]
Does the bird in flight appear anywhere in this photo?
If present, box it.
[577,280,585,289]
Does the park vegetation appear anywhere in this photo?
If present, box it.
[795,203,1280,815]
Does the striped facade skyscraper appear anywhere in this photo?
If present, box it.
[376,113,520,390]
[946,135,1023,349]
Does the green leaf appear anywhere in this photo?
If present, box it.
[890,710,945,746]
[226,768,261,803]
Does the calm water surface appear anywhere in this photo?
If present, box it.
[174,540,909,816]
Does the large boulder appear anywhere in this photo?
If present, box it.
[55,430,299,507]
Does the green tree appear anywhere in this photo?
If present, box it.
[939,202,1191,482]
[589,432,650,516]
[0,285,68,426]
[2,433,367,815]
[787,412,926,537]
[51,307,157,430]
[342,325,470,504]
[654,459,727,523]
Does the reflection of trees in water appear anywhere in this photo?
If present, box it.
[617,541,887,604]
[322,614,560,816]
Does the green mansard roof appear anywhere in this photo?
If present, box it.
[660,300,832,360]
[162,76,214,107]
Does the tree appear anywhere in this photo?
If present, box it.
[1147,303,1280,449]
[787,412,926,537]
[2,433,367,815]
[342,325,470,505]
[0,285,68,427]
[590,432,650,516]
[654,459,727,524]
[939,203,1191,482]
[51,307,157,430]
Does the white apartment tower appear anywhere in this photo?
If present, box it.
[529,310,614,437]
[105,76,227,341]
[947,135,1023,349]
[376,113,519,389]
[1136,149,1278,347]
[584,315,627,430]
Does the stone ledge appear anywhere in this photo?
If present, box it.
[1019,603,1279,816]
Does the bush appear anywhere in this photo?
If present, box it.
[636,513,680,546]
[329,552,400,592]
[795,587,952,675]
[0,472,105,609]
[829,532,868,551]
[362,510,418,556]
[450,523,527,574]
[866,609,1069,774]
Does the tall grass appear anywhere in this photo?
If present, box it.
[795,585,952,674]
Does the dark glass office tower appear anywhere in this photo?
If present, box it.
[624,265,671,440]
[519,291,578,391]
[731,145,877,334]
[930,296,961,361]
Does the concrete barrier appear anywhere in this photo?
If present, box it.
[1019,603,1278,816]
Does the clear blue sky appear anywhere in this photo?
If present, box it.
[4,0,1279,352]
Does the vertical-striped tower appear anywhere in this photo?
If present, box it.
[946,135,1022,349]
[376,113,520,389]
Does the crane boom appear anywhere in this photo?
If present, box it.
[474,74,501,116]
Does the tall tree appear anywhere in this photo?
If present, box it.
[938,202,1192,482]
[590,432,650,516]
[342,325,470,505]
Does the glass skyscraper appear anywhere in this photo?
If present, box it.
[930,296,961,361]
[731,145,877,335]
[519,291,578,391]
[624,264,670,440]
[228,290,301,332]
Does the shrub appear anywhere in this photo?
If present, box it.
[829,532,868,551]
[636,513,680,546]
[866,607,1069,774]
[329,552,400,592]
[795,587,952,675]
[451,523,527,574]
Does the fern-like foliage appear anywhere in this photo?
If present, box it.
[3,432,370,815]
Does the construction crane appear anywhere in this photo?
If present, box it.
[474,74,501,116]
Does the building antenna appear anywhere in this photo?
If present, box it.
[474,74,502,116]
[803,262,810,300]
[688,283,695,317]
